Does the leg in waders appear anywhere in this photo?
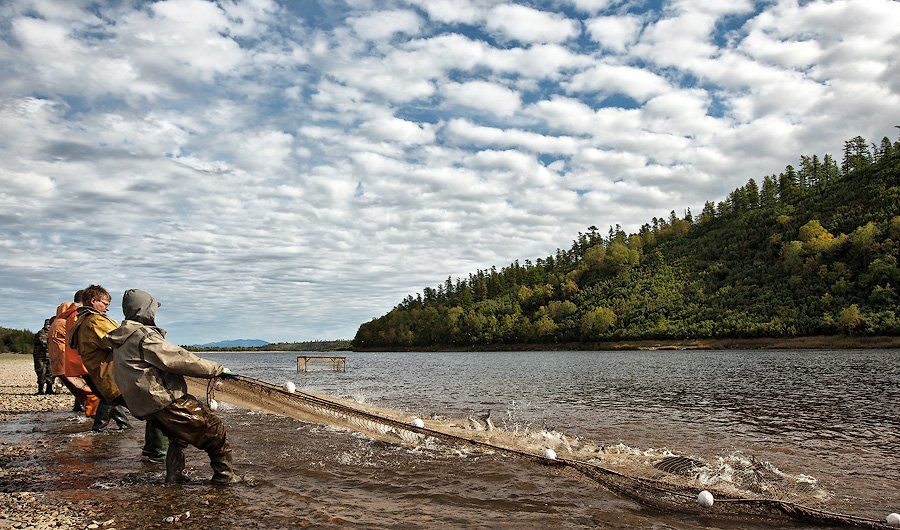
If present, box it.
[147,395,239,485]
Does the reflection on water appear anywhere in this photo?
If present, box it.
[204,349,900,520]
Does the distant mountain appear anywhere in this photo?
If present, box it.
[193,339,270,348]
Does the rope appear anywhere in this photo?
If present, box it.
[209,374,893,529]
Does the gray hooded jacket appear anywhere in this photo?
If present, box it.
[105,289,222,418]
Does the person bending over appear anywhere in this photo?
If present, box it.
[72,284,131,431]
[48,294,99,416]
[106,289,240,485]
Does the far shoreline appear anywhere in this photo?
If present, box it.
[352,335,900,352]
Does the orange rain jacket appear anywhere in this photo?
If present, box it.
[48,302,99,416]
[63,305,88,377]
[47,302,74,377]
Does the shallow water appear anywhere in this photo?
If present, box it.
[201,349,900,526]
[8,349,897,528]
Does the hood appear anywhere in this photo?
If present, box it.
[105,320,166,349]
[55,302,75,318]
[122,289,160,326]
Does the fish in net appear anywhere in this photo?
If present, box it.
[189,374,894,529]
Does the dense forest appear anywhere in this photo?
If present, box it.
[354,134,900,349]
[0,327,35,354]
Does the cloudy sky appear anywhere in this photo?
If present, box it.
[1,0,898,343]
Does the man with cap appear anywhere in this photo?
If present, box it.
[106,289,240,485]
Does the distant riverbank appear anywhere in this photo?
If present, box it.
[353,335,900,352]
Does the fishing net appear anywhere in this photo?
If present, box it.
[189,374,893,529]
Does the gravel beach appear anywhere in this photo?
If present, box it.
[1,353,99,529]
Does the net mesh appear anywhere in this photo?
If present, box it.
[189,374,892,529]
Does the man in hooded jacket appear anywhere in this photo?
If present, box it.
[106,289,239,485]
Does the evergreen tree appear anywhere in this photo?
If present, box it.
[760,175,778,207]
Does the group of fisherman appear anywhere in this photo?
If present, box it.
[31,286,241,485]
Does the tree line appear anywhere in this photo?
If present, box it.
[0,327,35,354]
[354,133,900,348]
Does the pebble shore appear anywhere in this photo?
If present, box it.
[0,354,99,530]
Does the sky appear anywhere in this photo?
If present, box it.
[1,0,898,344]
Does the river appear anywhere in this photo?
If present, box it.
[188,348,900,528]
[10,348,896,528]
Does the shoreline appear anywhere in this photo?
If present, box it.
[0,353,101,529]
[353,334,900,352]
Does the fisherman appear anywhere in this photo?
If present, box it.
[106,289,240,485]
[48,292,99,416]
[32,319,53,394]
[71,284,130,431]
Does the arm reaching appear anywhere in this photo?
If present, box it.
[141,332,224,378]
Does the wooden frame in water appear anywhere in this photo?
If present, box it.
[296,355,348,372]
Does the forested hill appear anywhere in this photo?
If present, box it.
[354,134,900,349]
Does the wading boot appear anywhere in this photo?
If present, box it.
[110,407,131,430]
[165,444,190,484]
[91,402,112,432]
[210,452,241,486]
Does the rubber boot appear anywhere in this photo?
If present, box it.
[142,423,169,463]
[110,406,131,430]
[92,401,112,431]
[165,443,190,484]
[210,451,241,485]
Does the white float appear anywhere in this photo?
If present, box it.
[543,448,557,460]
[283,381,296,393]
[411,418,425,428]
[886,513,900,527]
[209,399,219,411]
[697,490,714,508]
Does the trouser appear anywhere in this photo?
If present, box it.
[147,395,233,483]
[32,358,52,393]
[58,376,100,417]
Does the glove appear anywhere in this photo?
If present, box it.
[219,367,236,379]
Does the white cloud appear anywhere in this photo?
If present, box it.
[562,0,612,15]
[585,15,643,52]
[565,62,672,102]
[441,81,522,117]
[359,116,436,145]
[408,0,490,24]
[444,118,583,154]
[1,0,898,343]
[348,9,423,41]
[631,12,718,67]
[485,4,581,43]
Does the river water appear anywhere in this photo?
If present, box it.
[188,349,900,528]
[11,349,897,529]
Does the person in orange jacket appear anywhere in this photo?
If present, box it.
[48,291,99,417]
